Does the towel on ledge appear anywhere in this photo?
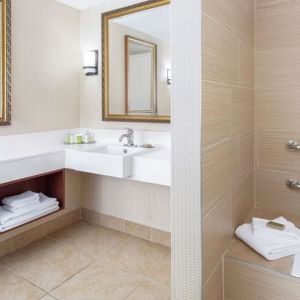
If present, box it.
[252,217,299,241]
[2,191,39,208]
[292,254,300,278]
[0,204,59,232]
[0,193,58,225]
[236,224,300,260]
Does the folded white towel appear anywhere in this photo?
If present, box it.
[292,254,300,278]
[2,191,39,208]
[252,217,299,241]
[0,194,58,225]
[236,224,300,260]
[4,201,44,213]
[0,204,59,232]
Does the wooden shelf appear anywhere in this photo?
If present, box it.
[0,169,65,233]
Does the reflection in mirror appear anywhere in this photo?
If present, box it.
[125,36,157,115]
[102,0,171,123]
[0,0,11,126]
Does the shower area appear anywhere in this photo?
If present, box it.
[201,1,300,299]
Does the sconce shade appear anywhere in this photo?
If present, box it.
[83,50,98,76]
[167,68,171,85]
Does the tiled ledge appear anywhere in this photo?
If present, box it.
[81,208,171,248]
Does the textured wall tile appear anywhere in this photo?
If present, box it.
[202,81,232,147]
[203,193,233,283]
[0,0,80,136]
[82,174,170,232]
[232,172,254,229]
[203,139,235,216]
[203,15,238,85]
[203,260,223,300]
[232,87,254,136]
[238,132,254,179]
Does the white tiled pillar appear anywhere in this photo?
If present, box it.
[171,0,202,299]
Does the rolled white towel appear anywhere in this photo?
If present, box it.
[2,191,39,208]
[252,217,299,241]
[236,223,300,260]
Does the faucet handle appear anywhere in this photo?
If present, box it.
[126,128,134,133]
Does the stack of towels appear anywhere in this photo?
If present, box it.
[236,217,300,260]
[0,191,59,232]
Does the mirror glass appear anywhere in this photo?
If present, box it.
[102,0,171,123]
[0,0,11,126]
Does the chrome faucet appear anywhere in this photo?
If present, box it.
[119,128,136,147]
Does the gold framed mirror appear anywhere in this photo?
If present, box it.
[0,0,11,126]
[102,0,171,123]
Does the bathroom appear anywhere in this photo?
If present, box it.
[0,0,299,299]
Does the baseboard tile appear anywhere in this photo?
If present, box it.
[81,208,171,248]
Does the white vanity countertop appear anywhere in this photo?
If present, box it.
[0,129,171,186]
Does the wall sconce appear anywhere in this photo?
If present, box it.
[83,50,98,76]
[167,68,171,85]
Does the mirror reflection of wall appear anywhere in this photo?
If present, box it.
[126,36,157,115]
[103,1,171,123]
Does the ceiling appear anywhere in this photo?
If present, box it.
[56,0,106,10]
[113,5,170,42]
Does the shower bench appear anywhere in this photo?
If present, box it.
[224,208,300,300]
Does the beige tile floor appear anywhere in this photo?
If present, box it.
[0,220,171,300]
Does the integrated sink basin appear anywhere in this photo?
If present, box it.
[65,144,149,178]
[88,145,145,156]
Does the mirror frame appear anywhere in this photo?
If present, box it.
[0,0,11,126]
[102,0,171,123]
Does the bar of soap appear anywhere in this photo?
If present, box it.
[142,144,154,148]
[266,221,285,231]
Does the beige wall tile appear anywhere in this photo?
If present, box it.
[203,139,235,216]
[238,132,254,179]
[257,131,300,172]
[101,214,125,232]
[65,170,82,212]
[70,208,81,223]
[224,257,300,300]
[45,213,71,235]
[255,1,300,50]
[151,228,171,248]
[232,87,254,136]
[232,172,254,228]
[202,82,232,147]
[256,49,300,131]
[203,15,238,85]
[239,41,254,87]
[203,260,223,300]
[125,221,151,241]
[231,0,254,45]
[81,208,101,225]
[203,0,254,45]
[0,238,14,258]
[13,225,44,251]
[255,169,300,215]
[203,194,233,283]
[203,0,232,31]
